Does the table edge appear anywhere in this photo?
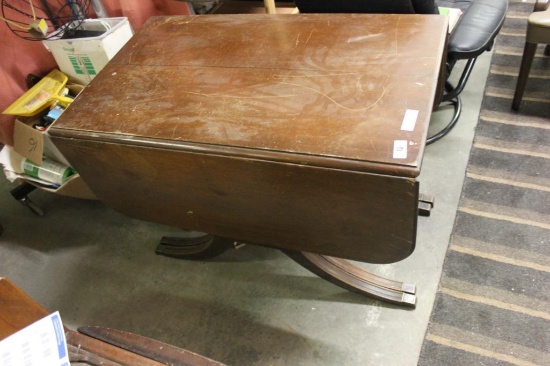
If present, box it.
[49,128,420,178]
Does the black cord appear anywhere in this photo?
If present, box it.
[1,0,92,41]
[39,0,59,28]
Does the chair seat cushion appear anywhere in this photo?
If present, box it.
[527,8,550,44]
[438,0,508,60]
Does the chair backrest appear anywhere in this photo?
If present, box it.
[294,0,439,14]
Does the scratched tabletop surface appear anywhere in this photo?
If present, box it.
[52,14,448,176]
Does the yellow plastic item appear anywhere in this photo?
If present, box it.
[30,19,48,36]
[3,69,74,116]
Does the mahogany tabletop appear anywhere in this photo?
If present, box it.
[51,13,448,178]
[49,14,448,264]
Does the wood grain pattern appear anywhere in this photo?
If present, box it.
[66,331,166,366]
[52,14,447,176]
[51,137,418,263]
[0,278,50,340]
[50,14,447,264]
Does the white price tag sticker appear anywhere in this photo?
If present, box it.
[401,109,419,131]
[393,140,408,159]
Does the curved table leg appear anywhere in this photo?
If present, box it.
[155,233,416,307]
[155,233,234,260]
[284,251,416,307]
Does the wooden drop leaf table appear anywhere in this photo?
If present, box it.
[49,14,448,308]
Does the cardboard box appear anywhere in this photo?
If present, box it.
[0,146,96,200]
[14,114,68,167]
[13,85,83,165]
[42,18,134,85]
[30,173,96,200]
[9,85,97,200]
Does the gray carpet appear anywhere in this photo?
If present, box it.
[418,0,550,365]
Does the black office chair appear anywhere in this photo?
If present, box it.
[293,0,509,144]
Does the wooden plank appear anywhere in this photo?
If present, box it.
[66,331,166,366]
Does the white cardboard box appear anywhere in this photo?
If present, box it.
[42,17,133,85]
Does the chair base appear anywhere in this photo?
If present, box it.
[426,57,477,144]
[427,88,462,145]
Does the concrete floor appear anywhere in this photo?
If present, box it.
[0,51,491,365]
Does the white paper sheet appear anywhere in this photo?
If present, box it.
[0,311,70,366]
